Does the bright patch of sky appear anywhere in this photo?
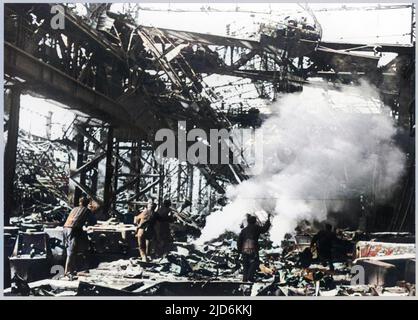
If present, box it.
[18,96,75,139]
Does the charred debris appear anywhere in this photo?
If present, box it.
[3,3,416,296]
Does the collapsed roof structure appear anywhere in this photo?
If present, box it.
[3,3,416,296]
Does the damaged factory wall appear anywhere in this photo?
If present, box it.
[199,81,406,245]
[6,96,76,221]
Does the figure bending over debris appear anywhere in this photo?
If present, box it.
[310,223,338,271]
[237,213,271,282]
[63,197,97,276]
[153,199,175,257]
[134,199,157,262]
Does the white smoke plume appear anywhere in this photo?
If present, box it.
[198,82,405,245]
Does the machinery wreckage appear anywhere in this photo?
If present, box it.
[4,224,417,296]
[3,3,416,296]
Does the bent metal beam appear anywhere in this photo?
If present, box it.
[4,42,132,129]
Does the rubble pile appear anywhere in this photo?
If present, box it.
[5,225,416,297]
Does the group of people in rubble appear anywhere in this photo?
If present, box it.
[62,196,176,276]
[63,196,339,283]
[237,215,339,282]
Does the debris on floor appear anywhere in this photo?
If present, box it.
[4,220,416,296]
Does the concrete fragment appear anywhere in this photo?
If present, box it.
[355,259,397,287]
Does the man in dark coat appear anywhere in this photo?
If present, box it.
[310,223,338,271]
[237,214,271,282]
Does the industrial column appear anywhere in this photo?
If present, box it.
[4,87,21,225]
[187,164,194,203]
[112,141,119,211]
[103,127,114,217]
[73,131,85,206]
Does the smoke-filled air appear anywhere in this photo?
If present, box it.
[198,81,406,245]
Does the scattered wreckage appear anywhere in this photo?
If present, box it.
[3,3,416,298]
[5,216,416,296]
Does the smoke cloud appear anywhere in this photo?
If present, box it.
[198,82,405,245]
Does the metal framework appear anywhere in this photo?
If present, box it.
[3,3,415,228]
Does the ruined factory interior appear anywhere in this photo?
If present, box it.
[2,3,416,297]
